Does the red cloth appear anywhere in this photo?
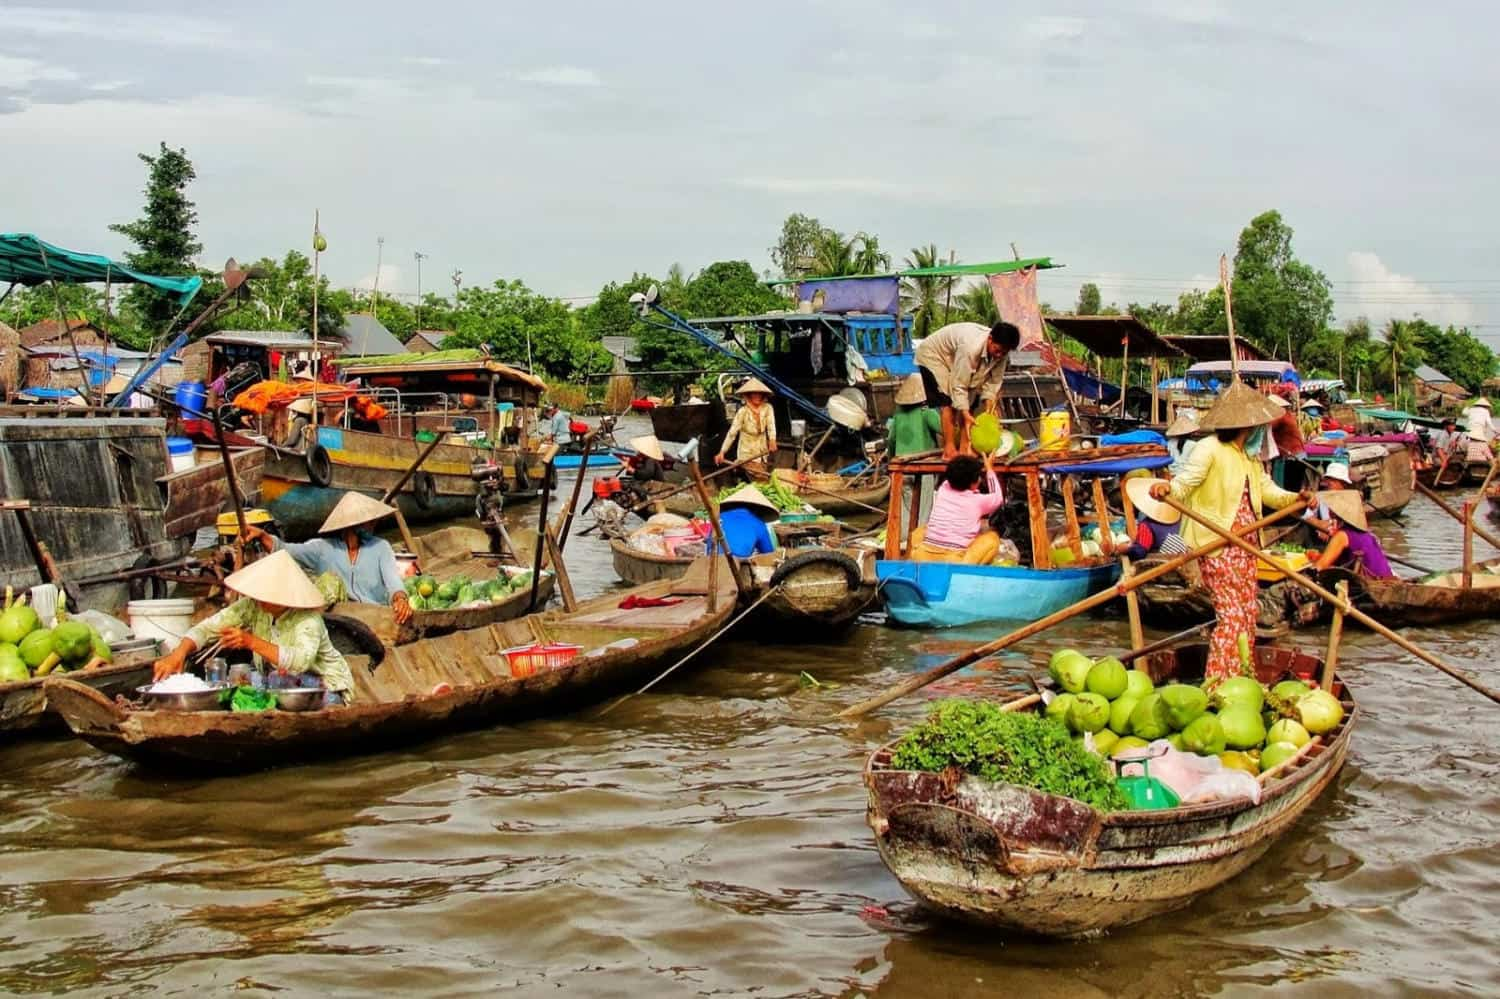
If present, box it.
[618,595,684,609]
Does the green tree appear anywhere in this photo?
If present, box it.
[1076,282,1102,316]
[109,143,203,339]
[770,213,836,281]
[810,231,888,276]
[4,284,108,331]
[1409,320,1496,392]
[953,281,1000,325]
[900,244,956,339]
[1125,301,1176,332]
[1382,318,1426,403]
[576,273,658,343]
[442,279,608,380]
[1229,210,1333,358]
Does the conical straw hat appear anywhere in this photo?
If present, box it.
[1319,489,1368,532]
[1164,410,1201,438]
[1196,381,1284,431]
[894,373,926,406]
[319,491,397,534]
[1473,397,1491,410]
[719,484,780,521]
[1124,477,1180,524]
[630,434,665,461]
[735,377,774,397]
[224,549,326,609]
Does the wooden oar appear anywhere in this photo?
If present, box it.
[838,500,1308,719]
[1416,479,1500,552]
[1118,620,1215,664]
[1162,495,1500,706]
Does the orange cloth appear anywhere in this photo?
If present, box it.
[231,380,355,415]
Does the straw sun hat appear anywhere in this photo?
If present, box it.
[894,373,926,406]
[735,377,774,398]
[1164,410,1201,438]
[1124,477,1180,525]
[719,484,780,521]
[318,491,397,534]
[1196,381,1285,432]
[1319,489,1368,532]
[630,434,665,461]
[224,550,326,609]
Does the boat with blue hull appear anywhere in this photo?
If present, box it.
[877,560,1120,628]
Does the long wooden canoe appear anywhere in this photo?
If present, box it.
[660,474,890,519]
[0,646,156,740]
[1348,557,1500,626]
[44,562,739,773]
[864,643,1354,937]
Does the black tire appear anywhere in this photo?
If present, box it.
[324,614,386,669]
[305,443,334,487]
[412,471,437,510]
[513,453,532,493]
[768,548,863,590]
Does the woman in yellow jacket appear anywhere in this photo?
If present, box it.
[1150,382,1308,681]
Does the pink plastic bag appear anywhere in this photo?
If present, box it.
[1116,740,1261,806]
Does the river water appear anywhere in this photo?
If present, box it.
[1,464,1497,996]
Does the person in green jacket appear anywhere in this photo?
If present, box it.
[886,374,942,456]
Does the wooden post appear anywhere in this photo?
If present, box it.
[688,459,748,608]
[1061,476,1084,560]
[1418,480,1500,551]
[556,433,595,552]
[1150,357,1160,425]
[543,524,577,611]
[885,468,905,559]
[1322,580,1348,692]
[526,452,556,613]
[1027,471,1051,568]
[906,472,922,554]
[1121,557,1145,651]
[1120,478,1138,539]
[1090,477,1115,556]
[1463,500,1475,589]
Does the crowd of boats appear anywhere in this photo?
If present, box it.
[2,237,1496,937]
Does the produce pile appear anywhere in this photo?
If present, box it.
[1045,644,1345,777]
[713,477,811,513]
[0,593,112,683]
[403,569,538,612]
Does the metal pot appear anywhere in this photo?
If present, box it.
[274,687,325,712]
[136,685,227,712]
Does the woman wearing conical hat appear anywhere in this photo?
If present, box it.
[243,492,412,625]
[1309,490,1394,580]
[152,550,355,705]
[1149,382,1311,680]
[716,377,777,470]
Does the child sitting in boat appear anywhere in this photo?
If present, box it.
[1122,477,1188,558]
[910,453,1005,564]
[152,550,356,705]
[1311,491,1395,580]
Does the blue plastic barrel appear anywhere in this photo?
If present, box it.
[174,380,207,418]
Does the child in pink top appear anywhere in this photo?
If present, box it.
[911,454,1006,564]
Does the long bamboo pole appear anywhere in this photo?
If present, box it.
[1162,496,1500,706]
[838,500,1309,719]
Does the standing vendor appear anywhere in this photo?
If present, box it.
[1464,397,1494,443]
[887,373,942,457]
[716,378,778,469]
[543,404,572,446]
[1164,410,1205,472]
[1149,383,1308,681]
[151,550,356,705]
[242,492,412,624]
[709,484,780,557]
[914,321,1020,459]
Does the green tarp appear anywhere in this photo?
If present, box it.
[0,232,202,305]
[766,256,1058,286]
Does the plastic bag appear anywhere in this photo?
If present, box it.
[1118,740,1261,806]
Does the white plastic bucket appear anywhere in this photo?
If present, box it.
[126,598,197,645]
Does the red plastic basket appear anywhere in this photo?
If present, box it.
[501,643,583,677]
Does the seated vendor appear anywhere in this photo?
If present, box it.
[625,434,668,483]
[910,453,1005,564]
[710,484,780,558]
[1303,461,1357,533]
[1311,490,1394,580]
[152,549,356,705]
[1122,477,1188,558]
[242,492,412,624]
[1165,410,1205,473]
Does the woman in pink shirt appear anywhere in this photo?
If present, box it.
[910,454,1005,564]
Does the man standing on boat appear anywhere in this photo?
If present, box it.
[543,404,572,446]
[914,321,1021,459]
[241,492,413,624]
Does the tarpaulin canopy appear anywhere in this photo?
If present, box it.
[767,256,1059,286]
[1043,314,1186,359]
[1186,360,1299,384]
[1041,455,1172,475]
[0,232,202,305]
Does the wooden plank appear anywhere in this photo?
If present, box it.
[1091,478,1115,557]
[1121,557,1145,650]
[1027,471,1051,569]
[1120,479,1138,539]
[1060,476,1083,560]
[544,525,577,612]
[886,469,905,559]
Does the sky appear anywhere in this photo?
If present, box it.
[2,0,1498,344]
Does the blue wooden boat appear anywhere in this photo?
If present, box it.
[554,451,622,470]
[876,560,1120,628]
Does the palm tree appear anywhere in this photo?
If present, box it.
[956,280,999,325]
[900,244,957,339]
[810,231,890,277]
[1383,318,1426,407]
[849,232,890,274]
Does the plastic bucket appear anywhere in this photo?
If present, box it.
[789,419,807,438]
[1040,409,1071,451]
[174,380,207,419]
[126,598,198,645]
[166,436,196,472]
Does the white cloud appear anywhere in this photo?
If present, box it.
[1026,16,1088,43]
[515,66,601,87]
[3,6,245,49]
[0,55,78,88]
[402,56,448,67]
[1344,251,1476,328]
[355,263,404,295]
[86,80,132,93]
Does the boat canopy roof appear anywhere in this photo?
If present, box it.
[1301,378,1344,394]
[0,232,202,305]
[688,311,906,329]
[1043,314,1186,359]
[765,256,1059,286]
[334,349,547,392]
[1185,360,1300,383]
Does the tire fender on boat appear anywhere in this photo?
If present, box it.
[305,443,334,488]
[769,549,862,590]
[411,471,437,510]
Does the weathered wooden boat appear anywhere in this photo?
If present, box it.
[43,561,739,772]
[1340,558,1500,627]
[864,642,1355,936]
[876,446,1168,628]
[659,471,891,519]
[1303,440,1414,516]
[326,526,555,647]
[0,644,157,740]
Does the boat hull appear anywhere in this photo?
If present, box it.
[876,559,1120,628]
[0,652,154,740]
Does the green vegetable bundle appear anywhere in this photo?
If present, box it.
[890,700,1128,812]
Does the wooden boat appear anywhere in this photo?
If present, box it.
[0,645,157,740]
[863,642,1355,936]
[43,561,739,772]
[875,445,1168,629]
[1303,441,1414,516]
[326,526,555,646]
[1343,557,1500,627]
[659,471,891,519]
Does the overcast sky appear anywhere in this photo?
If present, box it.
[2,1,1496,341]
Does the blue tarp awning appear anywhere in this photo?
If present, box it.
[1042,455,1172,475]
[0,232,202,304]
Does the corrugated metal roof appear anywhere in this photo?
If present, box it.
[206,329,319,349]
[1414,364,1456,385]
[341,313,407,357]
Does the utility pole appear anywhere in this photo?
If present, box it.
[371,236,385,316]
[413,251,427,329]
[451,268,463,305]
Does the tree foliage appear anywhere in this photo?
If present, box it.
[901,244,957,339]
[1076,282,1102,316]
[109,143,203,339]
[441,279,609,380]
[770,213,835,281]
[1229,210,1333,359]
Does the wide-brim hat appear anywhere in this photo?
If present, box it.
[292,370,315,382]
[1473,397,1492,410]
[1164,411,1201,438]
[630,434,665,461]
[894,373,925,406]
[289,397,315,416]
[719,484,780,521]
[1268,394,1291,409]
[1320,462,1354,485]
[319,491,397,534]
[1125,477,1180,524]
[1320,489,1368,531]
[224,549,326,609]
[1300,399,1324,411]
[1197,381,1285,432]
[735,377,774,398]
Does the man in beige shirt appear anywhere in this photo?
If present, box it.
[914,320,1020,458]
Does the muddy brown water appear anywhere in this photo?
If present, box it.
[1,472,1497,996]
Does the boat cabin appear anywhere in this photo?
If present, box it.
[333,352,546,445]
